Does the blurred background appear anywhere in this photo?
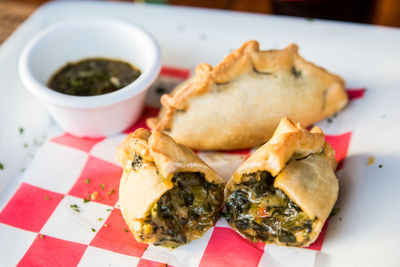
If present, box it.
[1,0,399,44]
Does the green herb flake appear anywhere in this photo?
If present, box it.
[305,17,313,22]
[123,228,129,233]
[91,228,96,232]
[329,207,340,218]
[70,204,80,212]
[23,143,28,148]
[100,184,105,190]
[98,218,102,221]
[106,188,115,196]
[39,234,44,239]
[0,163,3,170]
[83,198,90,203]
[84,178,90,184]
[106,209,112,212]
[104,224,109,227]
[327,118,333,123]
[253,236,257,243]
[19,127,24,135]
[45,196,50,201]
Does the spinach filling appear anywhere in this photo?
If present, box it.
[140,172,223,247]
[226,171,314,246]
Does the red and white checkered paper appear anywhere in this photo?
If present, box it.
[0,67,365,267]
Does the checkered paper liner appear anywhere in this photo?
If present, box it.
[0,67,365,267]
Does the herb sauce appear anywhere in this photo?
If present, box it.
[226,171,315,246]
[139,172,224,248]
[48,58,141,96]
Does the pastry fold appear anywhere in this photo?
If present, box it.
[224,118,338,247]
[147,40,348,150]
[117,129,224,248]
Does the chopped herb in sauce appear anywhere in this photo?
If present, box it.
[45,196,50,201]
[91,228,96,232]
[84,178,90,184]
[100,184,105,190]
[83,198,90,203]
[48,58,141,96]
[226,171,314,246]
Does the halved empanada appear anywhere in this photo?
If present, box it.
[225,117,338,247]
[117,129,224,248]
[147,40,348,150]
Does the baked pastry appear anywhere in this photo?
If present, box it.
[147,40,348,150]
[117,129,224,248]
[224,117,338,247]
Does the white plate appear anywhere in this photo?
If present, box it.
[0,1,400,266]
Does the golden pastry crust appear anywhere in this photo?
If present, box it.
[147,40,348,150]
[117,129,224,245]
[225,117,338,247]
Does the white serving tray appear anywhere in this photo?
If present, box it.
[0,1,400,266]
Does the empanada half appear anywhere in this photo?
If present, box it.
[117,129,224,248]
[225,117,338,247]
[147,40,348,150]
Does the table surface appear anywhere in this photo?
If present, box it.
[1,1,400,266]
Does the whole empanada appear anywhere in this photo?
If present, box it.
[117,129,224,248]
[147,40,348,150]
[224,117,338,247]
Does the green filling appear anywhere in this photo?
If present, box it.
[141,172,223,248]
[226,171,314,246]
[48,58,141,96]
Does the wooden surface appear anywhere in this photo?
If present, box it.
[0,0,399,44]
[0,1,38,44]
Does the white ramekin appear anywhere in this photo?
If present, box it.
[19,18,161,137]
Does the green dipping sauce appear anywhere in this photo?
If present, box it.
[47,58,141,96]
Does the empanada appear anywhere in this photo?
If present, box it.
[147,40,348,150]
[224,117,338,247]
[117,129,224,248]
